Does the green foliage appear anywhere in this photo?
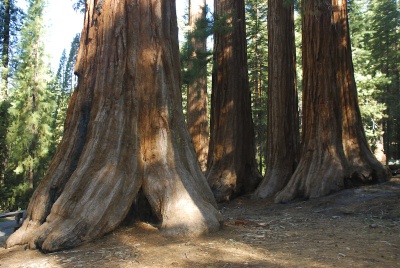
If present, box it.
[0,2,80,210]
[348,0,388,152]
[180,5,225,88]
[349,0,400,160]
[292,11,303,141]
[65,33,80,93]
[0,99,10,185]
[356,72,388,151]
[51,34,79,149]
[0,181,33,211]
[50,50,68,149]
[0,0,24,97]
[180,5,213,87]
[0,0,24,211]
[246,0,268,174]
[179,5,232,119]
[367,0,400,161]
[367,0,399,74]
[1,0,56,211]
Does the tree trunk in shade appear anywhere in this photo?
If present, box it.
[207,0,262,202]
[275,0,390,203]
[275,0,350,203]
[332,0,389,185]
[7,0,221,252]
[254,0,299,199]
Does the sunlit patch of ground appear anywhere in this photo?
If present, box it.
[1,178,399,268]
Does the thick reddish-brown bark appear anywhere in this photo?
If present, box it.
[332,0,390,184]
[275,0,349,203]
[6,0,221,252]
[275,0,390,203]
[207,0,262,202]
[254,0,299,199]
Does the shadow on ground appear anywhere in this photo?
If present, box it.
[0,178,399,267]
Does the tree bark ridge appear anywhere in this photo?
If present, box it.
[207,0,262,202]
[7,0,221,252]
[254,0,299,199]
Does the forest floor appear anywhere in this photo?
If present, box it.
[0,177,399,268]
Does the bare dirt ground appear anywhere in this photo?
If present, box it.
[1,177,399,268]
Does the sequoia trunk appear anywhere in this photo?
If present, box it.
[187,0,209,172]
[275,0,390,203]
[207,0,262,202]
[275,0,348,203]
[254,0,299,198]
[7,0,221,252]
[333,0,390,184]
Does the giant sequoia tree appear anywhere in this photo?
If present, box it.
[275,0,390,203]
[207,0,262,202]
[254,0,299,198]
[7,0,221,252]
[333,0,389,185]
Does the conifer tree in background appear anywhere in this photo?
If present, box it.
[50,50,68,150]
[64,33,80,94]
[245,0,268,174]
[6,0,55,202]
[367,0,400,163]
[348,0,387,157]
[0,0,23,210]
[186,0,209,172]
[56,49,67,91]
[0,0,23,97]
[0,0,12,97]
[333,0,389,186]
[52,34,80,147]
[275,0,390,203]
[0,97,11,207]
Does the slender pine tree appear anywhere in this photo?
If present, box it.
[52,34,80,150]
[7,0,55,194]
[1,0,23,98]
[64,33,80,94]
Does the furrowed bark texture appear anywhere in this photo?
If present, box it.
[332,0,390,184]
[187,0,209,172]
[275,0,348,203]
[207,0,262,202]
[7,0,221,252]
[275,0,390,203]
[254,0,299,199]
